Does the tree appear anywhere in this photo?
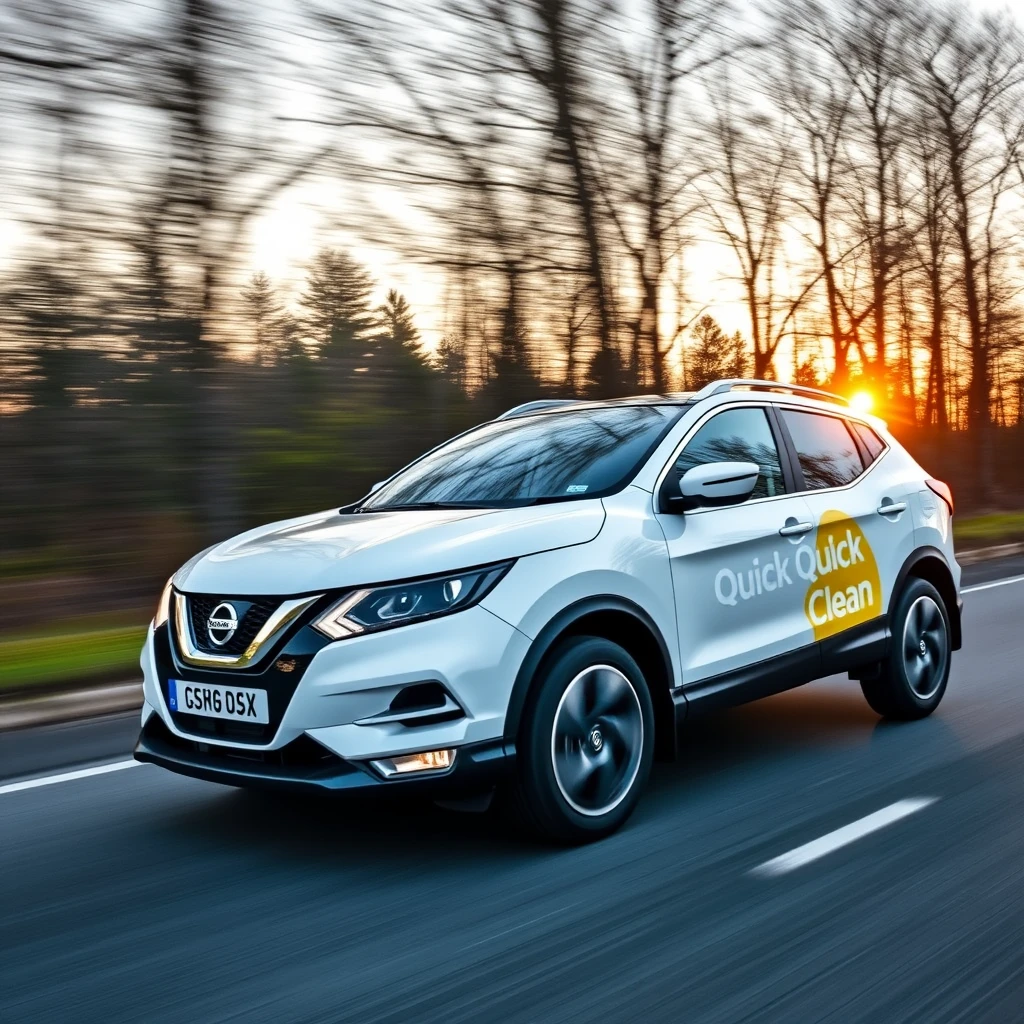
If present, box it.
[436,332,468,391]
[771,7,858,390]
[685,314,749,388]
[241,272,284,366]
[915,4,1024,490]
[830,0,912,390]
[597,0,733,392]
[377,290,421,352]
[700,93,817,378]
[491,0,617,389]
[299,248,377,355]
[485,267,541,409]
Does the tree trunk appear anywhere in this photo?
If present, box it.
[948,148,991,500]
[535,0,614,391]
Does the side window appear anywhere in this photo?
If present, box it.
[850,421,886,466]
[672,407,786,501]
[780,409,865,489]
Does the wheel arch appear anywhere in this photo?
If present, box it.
[503,596,678,761]
[890,547,962,651]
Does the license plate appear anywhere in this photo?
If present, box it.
[167,679,269,724]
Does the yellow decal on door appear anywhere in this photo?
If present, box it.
[802,510,881,640]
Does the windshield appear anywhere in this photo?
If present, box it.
[359,404,681,510]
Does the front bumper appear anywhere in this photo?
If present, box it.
[141,600,532,771]
[134,714,514,796]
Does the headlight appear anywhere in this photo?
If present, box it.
[153,578,173,628]
[313,562,513,640]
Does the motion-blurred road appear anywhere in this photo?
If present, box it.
[3,557,1024,1024]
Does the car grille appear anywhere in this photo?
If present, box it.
[186,595,280,656]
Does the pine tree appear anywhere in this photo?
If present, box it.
[377,288,431,369]
[299,249,376,355]
[436,332,468,391]
[377,290,420,351]
[686,315,749,389]
[724,330,750,380]
[241,272,283,366]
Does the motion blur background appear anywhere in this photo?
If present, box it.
[2,0,1024,696]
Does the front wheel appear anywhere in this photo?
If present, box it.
[861,578,952,720]
[510,636,654,844]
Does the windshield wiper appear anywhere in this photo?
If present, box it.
[354,501,492,513]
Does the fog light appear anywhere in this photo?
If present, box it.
[371,748,455,777]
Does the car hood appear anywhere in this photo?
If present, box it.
[174,501,606,596]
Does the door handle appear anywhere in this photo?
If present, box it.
[779,521,813,536]
[876,501,907,516]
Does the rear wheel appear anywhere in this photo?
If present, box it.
[510,636,654,843]
[861,578,951,720]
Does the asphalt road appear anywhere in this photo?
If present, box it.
[2,556,1024,1023]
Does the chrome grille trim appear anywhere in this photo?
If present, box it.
[173,591,322,670]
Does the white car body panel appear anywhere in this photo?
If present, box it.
[657,491,818,682]
[480,487,681,682]
[177,501,606,595]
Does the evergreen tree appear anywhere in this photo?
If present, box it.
[724,330,751,380]
[377,290,421,352]
[436,332,468,391]
[241,271,284,366]
[299,248,376,355]
[686,315,752,389]
[794,358,823,388]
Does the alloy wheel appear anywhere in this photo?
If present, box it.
[902,595,948,701]
[551,664,644,817]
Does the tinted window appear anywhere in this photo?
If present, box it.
[361,405,679,509]
[781,409,864,489]
[672,407,786,501]
[851,421,885,465]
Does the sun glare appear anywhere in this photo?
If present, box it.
[850,391,874,414]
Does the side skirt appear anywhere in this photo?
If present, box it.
[672,616,890,727]
[821,616,889,678]
[673,643,821,725]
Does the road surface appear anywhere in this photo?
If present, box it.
[2,555,1024,1023]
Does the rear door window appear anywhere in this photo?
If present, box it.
[780,409,865,490]
[850,421,886,466]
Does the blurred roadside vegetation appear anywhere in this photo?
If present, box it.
[2,621,147,695]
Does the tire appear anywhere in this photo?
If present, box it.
[861,577,952,720]
[509,636,655,844]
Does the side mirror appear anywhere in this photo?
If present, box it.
[664,461,760,512]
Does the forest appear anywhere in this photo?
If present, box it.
[2,0,1024,599]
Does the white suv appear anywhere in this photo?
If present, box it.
[136,379,962,842]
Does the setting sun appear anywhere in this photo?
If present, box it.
[850,391,874,414]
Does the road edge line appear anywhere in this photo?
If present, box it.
[0,759,142,796]
[750,797,939,878]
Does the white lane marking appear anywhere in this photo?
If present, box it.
[0,759,142,796]
[751,797,938,878]
[962,574,1024,594]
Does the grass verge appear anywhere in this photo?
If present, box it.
[1,624,147,694]
[954,511,1024,547]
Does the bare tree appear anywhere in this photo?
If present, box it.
[699,91,814,378]
[914,3,1024,490]
[772,9,858,389]
[593,0,732,391]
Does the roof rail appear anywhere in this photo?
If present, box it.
[497,399,581,420]
[691,379,850,407]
